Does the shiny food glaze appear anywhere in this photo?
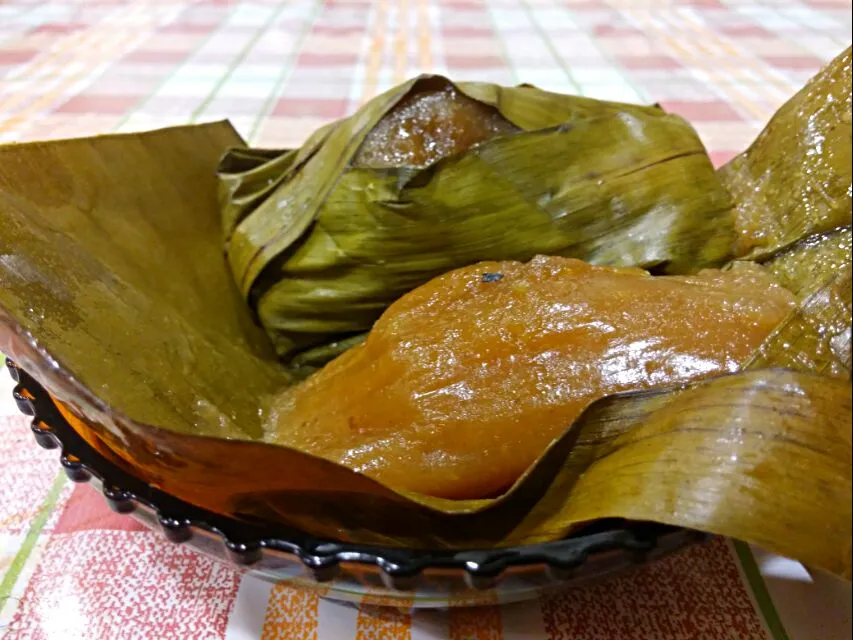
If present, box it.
[268,257,796,499]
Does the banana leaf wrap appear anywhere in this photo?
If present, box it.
[0,50,849,579]
[719,46,851,261]
[219,76,735,364]
[740,226,851,378]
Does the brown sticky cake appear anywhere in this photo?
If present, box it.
[354,83,518,168]
[268,257,795,499]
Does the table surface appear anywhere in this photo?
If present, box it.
[0,0,851,638]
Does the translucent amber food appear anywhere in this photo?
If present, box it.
[268,257,795,499]
[353,84,518,168]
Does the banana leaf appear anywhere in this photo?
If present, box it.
[742,227,851,378]
[0,50,850,581]
[219,76,735,364]
[0,124,289,439]
[719,46,851,261]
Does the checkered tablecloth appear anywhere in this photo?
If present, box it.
[1,1,851,638]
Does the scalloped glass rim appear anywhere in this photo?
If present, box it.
[6,357,705,607]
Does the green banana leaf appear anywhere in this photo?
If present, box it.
[0,50,849,581]
[719,46,851,261]
[742,227,851,378]
[219,76,735,364]
[493,368,851,579]
[0,124,288,439]
[762,225,852,299]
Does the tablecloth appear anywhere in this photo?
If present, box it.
[1,1,851,638]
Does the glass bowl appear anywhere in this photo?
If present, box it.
[7,359,706,608]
